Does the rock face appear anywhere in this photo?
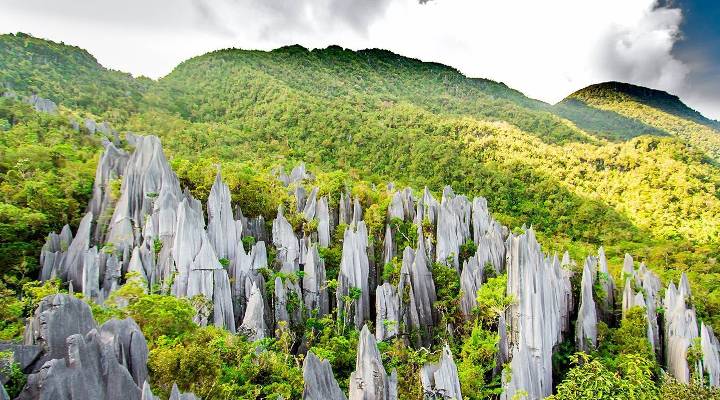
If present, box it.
[460,252,483,318]
[622,260,662,355]
[303,244,329,317]
[23,295,97,363]
[26,94,58,114]
[207,171,242,262]
[171,199,235,331]
[436,188,471,270]
[337,222,371,329]
[575,258,597,352]
[664,276,701,384]
[349,326,397,400]
[420,346,462,400]
[398,228,437,345]
[596,247,616,323]
[16,295,157,400]
[302,351,347,400]
[701,323,720,387]
[169,384,201,400]
[240,282,267,341]
[273,206,300,269]
[502,229,571,400]
[375,283,400,341]
[98,318,149,387]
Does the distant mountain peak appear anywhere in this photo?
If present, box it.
[568,81,720,129]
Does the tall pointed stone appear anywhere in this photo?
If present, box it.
[349,326,397,400]
[420,346,463,400]
[303,351,348,400]
[575,258,598,352]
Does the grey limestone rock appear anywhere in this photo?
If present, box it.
[575,258,597,352]
[701,323,720,387]
[207,171,242,262]
[337,222,371,329]
[375,283,400,341]
[420,346,462,400]
[98,318,148,387]
[349,326,397,400]
[169,384,201,400]
[596,247,616,323]
[272,206,300,269]
[89,142,129,244]
[25,95,57,114]
[664,278,701,384]
[398,228,436,345]
[303,351,347,400]
[316,196,331,247]
[64,212,93,292]
[241,282,267,341]
[502,228,569,400]
[18,331,141,400]
[303,244,329,317]
[23,294,97,363]
[460,252,483,319]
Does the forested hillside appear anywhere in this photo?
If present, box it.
[1,32,720,399]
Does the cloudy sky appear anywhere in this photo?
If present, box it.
[1,0,718,119]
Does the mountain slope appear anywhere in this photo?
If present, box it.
[149,45,593,144]
[0,32,150,118]
[555,82,720,160]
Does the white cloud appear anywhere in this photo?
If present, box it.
[0,0,716,119]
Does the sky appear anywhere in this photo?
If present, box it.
[1,0,718,119]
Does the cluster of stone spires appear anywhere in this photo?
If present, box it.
[28,133,720,399]
[1,293,199,400]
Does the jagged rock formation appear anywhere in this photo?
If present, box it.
[32,132,720,396]
[302,351,347,400]
[596,247,616,323]
[14,294,162,400]
[575,258,598,352]
[337,222,371,329]
[171,199,235,331]
[273,206,300,269]
[420,346,462,400]
[502,229,572,400]
[664,275,701,384]
[316,196,331,247]
[207,171,242,262]
[436,188,471,270]
[169,384,200,400]
[240,282,267,341]
[97,318,148,387]
[398,228,437,345]
[349,326,397,400]
[375,283,400,341]
[701,323,720,387]
[25,94,57,114]
[460,251,484,318]
[23,294,97,364]
[303,244,329,317]
[39,225,73,281]
[622,261,662,354]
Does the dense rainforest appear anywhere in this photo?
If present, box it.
[1,32,720,399]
